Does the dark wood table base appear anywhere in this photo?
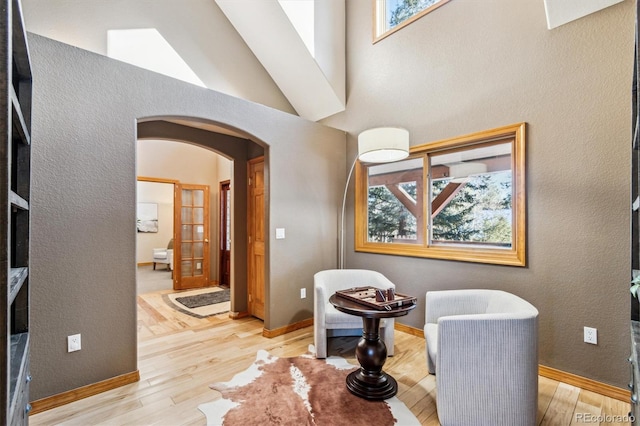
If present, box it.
[329,293,416,401]
[346,370,398,400]
[345,317,397,400]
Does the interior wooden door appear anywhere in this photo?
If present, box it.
[219,180,231,287]
[174,183,210,290]
[248,158,265,320]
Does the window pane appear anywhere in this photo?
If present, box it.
[181,242,192,258]
[181,225,193,241]
[181,207,192,224]
[181,260,193,277]
[194,225,204,241]
[366,157,423,244]
[375,0,452,40]
[429,142,512,248]
[194,242,204,258]
[193,190,204,207]
[193,207,204,224]
[182,189,192,206]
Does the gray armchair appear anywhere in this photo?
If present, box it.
[314,269,395,359]
[424,289,539,426]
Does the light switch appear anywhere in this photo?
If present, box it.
[276,228,286,239]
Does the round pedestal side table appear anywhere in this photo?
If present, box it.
[329,293,416,400]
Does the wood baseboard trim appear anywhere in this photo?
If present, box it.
[395,322,423,337]
[29,370,140,415]
[538,365,630,402]
[229,311,250,319]
[263,318,313,338]
[137,262,153,267]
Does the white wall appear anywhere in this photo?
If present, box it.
[136,181,174,264]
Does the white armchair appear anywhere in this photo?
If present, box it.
[152,239,174,271]
[314,269,395,359]
[424,289,539,426]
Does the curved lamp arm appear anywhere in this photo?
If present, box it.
[339,155,359,269]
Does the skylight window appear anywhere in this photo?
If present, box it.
[107,29,205,87]
[278,0,315,57]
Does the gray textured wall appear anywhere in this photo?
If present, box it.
[29,34,345,400]
[322,0,633,387]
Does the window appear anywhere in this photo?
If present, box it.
[374,0,452,42]
[355,123,526,266]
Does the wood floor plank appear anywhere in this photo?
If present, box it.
[541,382,581,426]
[601,395,632,426]
[570,389,603,426]
[29,289,633,426]
[539,375,560,424]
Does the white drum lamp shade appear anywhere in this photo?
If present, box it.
[358,127,410,163]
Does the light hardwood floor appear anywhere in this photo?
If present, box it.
[30,289,632,425]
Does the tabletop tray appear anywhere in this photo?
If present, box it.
[335,287,416,310]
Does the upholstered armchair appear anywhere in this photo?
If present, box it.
[424,289,539,426]
[152,239,174,271]
[314,269,395,359]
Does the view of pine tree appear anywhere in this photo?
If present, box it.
[389,0,441,27]
[479,215,511,243]
[367,173,512,245]
[432,174,512,244]
[473,173,512,244]
[431,179,480,241]
[368,184,417,242]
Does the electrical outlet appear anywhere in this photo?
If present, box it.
[584,327,597,345]
[68,334,81,352]
[300,288,306,299]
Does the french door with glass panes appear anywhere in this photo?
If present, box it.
[174,183,210,290]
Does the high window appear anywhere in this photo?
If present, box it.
[355,123,526,266]
[374,0,452,42]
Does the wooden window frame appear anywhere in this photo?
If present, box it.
[355,123,526,266]
[373,0,452,44]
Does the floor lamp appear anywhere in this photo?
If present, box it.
[339,127,410,269]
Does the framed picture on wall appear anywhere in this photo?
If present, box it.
[137,202,158,233]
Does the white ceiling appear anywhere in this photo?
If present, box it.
[543,0,625,29]
[21,0,345,122]
[215,0,345,121]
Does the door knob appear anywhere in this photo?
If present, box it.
[204,239,209,243]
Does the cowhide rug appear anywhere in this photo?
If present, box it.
[198,348,420,426]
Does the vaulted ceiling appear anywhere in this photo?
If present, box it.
[21,0,345,122]
[22,0,622,122]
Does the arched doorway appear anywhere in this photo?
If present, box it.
[136,118,268,321]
